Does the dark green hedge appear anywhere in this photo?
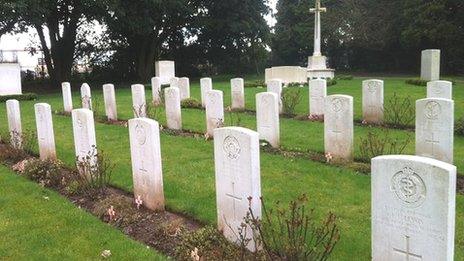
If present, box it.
[0,93,38,102]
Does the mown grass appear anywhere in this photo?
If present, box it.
[0,76,462,259]
[0,165,166,260]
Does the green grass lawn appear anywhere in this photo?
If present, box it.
[0,165,166,260]
[0,76,463,259]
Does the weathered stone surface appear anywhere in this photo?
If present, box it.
[200,77,213,108]
[129,118,165,211]
[62,82,73,113]
[131,84,146,118]
[170,77,179,88]
[231,78,245,110]
[371,155,456,261]
[267,79,283,113]
[421,49,440,81]
[0,63,22,95]
[103,84,118,121]
[205,90,224,136]
[80,83,92,110]
[34,103,56,160]
[179,77,190,100]
[151,77,162,106]
[155,60,175,85]
[71,109,97,175]
[256,92,280,148]
[309,79,327,116]
[213,127,261,251]
[164,87,182,130]
[265,66,307,84]
[362,79,384,124]
[416,98,454,164]
[427,81,452,100]
[324,95,353,161]
[6,99,22,149]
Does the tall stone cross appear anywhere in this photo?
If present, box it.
[310,0,327,56]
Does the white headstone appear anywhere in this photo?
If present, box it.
[309,79,327,116]
[205,90,224,136]
[170,77,179,88]
[415,98,454,164]
[179,77,191,100]
[151,77,162,106]
[371,155,456,261]
[200,77,213,108]
[164,87,182,130]
[71,109,97,172]
[129,118,165,211]
[34,103,56,160]
[103,84,117,121]
[6,99,22,149]
[421,49,440,81]
[256,92,280,148]
[231,78,245,110]
[324,95,354,161]
[0,63,22,95]
[362,79,384,124]
[80,83,92,110]
[427,81,452,100]
[213,127,261,251]
[267,79,283,113]
[61,82,73,113]
[131,84,146,118]
[155,60,175,85]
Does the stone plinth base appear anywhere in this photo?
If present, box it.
[265,66,307,85]
[307,55,335,79]
[308,69,335,80]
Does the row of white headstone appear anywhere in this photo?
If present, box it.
[4,98,458,258]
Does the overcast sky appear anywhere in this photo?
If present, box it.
[0,0,278,67]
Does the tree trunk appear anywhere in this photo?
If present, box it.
[132,36,158,83]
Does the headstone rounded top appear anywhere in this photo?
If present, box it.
[372,154,455,172]
[81,83,90,89]
[214,126,259,140]
[131,84,144,89]
[34,103,51,109]
[62,82,71,87]
[103,83,114,87]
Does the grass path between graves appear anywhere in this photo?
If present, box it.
[0,77,464,259]
[0,165,166,260]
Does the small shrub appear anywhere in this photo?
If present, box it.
[327,78,337,86]
[384,93,415,128]
[0,93,37,102]
[92,96,104,118]
[0,130,37,162]
[23,159,63,188]
[245,80,266,88]
[132,103,147,118]
[146,102,163,121]
[75,146,114,194]
[358,129,412,162]
[337,75,353,80]
[456,117,464,136]
[286,82,306,88]
[405,78,427,86]
[281,87,303,116]
[181,98,202,109]
[21,130,38,155]
[226,106,243,127]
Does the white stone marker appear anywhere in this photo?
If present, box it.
[72,109,97,175]
[151,77,162,106]
[416,98,454,164]
[309,79,327,117]
[362,79,384,124]
[427,80,452,100]
[256,92,280,148]
[372,155,456,261]
[170,77,179,88]
[34,103,56,160]
[61,82,73,113]
[205,90,224,136]
[155,60,175,85]
[80,83,92,110]
[200,77,213,107]
[214,127,261,251]
[231,78,245,110]
[0,63,22,95]
[6,99,22,149]
[267,79,283,113]
[103,84,118,121]
[129,118,165,211]
[131,84,146,118]
[421,49,440,81]
[178,77,190,100]
[324,95,354,161]
[164,87,182,130]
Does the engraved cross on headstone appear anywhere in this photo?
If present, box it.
[425,133,440,155]
[225,182,243,220]
[393,235,422,261]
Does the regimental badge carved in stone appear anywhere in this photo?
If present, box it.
[391,167,426,208]
[135,124,147,146]
[367,81,379,93]
[223,136,241,160]
[331,98,343,113]
[425,101,441,120]
[432,86,443,95]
